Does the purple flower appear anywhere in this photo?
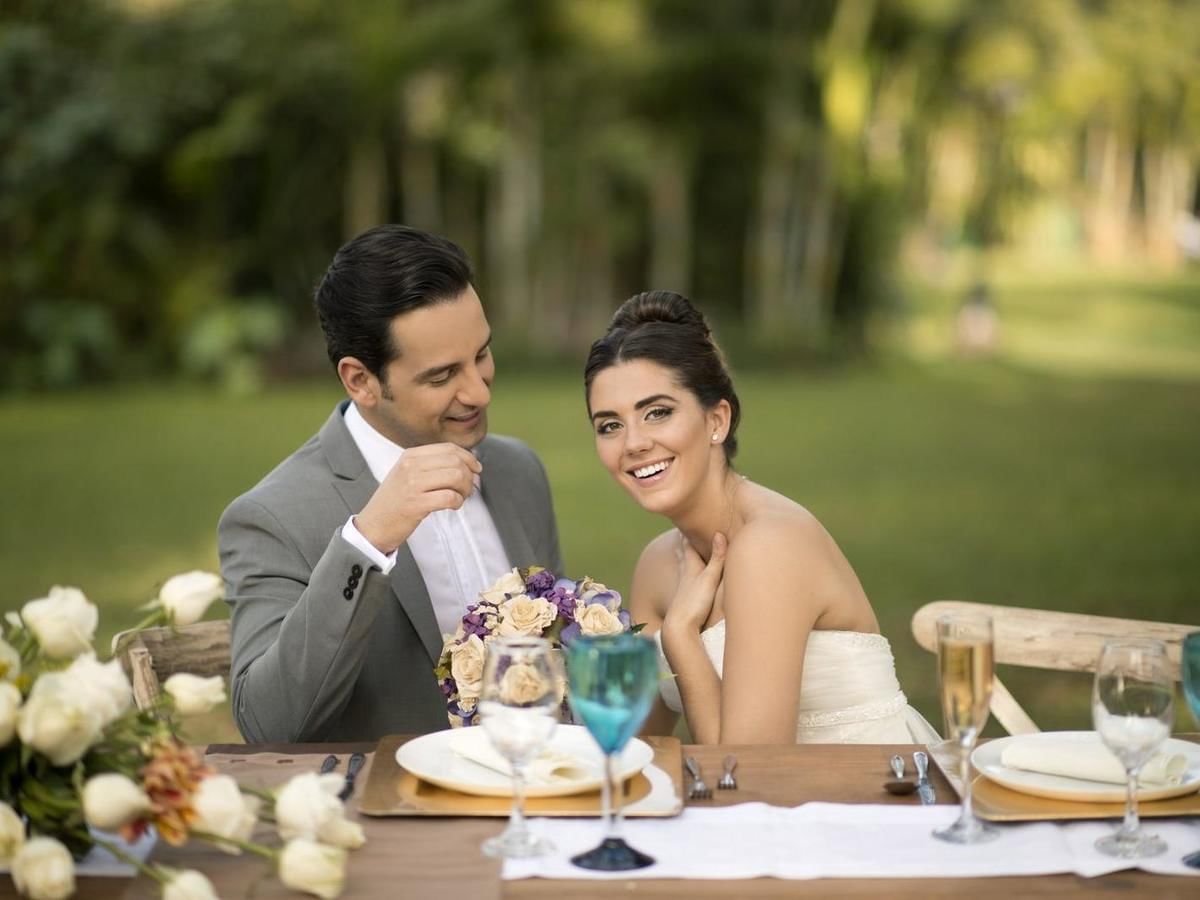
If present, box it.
[543,586,578,622]
[559,621,582,647]
[525,570,556,597]
[585,590,622,612]
[552,577,577,594]
[439,678,456,698]
[618,609,631,629]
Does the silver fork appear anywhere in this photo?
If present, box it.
[717,755,738,790]
[684,756,712,800]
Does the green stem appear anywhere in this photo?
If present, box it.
[240,785,276,805]
[90,835,167,884]
[191,830,279,861]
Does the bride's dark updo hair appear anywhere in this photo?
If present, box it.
[584,290,742,461]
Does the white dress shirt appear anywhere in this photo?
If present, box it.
[339,403,512,637]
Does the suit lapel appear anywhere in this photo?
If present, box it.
[322,402,444,666]
[477,438,537,571]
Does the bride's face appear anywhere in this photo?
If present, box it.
[588,359,728,516]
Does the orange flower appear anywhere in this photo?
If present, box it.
[136,738,214,846]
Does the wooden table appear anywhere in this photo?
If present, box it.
[2,741,1195,899]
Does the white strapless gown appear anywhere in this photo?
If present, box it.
[655,622,939,744]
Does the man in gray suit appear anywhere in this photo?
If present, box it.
[219,225,562,742]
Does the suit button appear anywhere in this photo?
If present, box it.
[343,588,354,600]
[351,564,363,578]
[348,576,359,589]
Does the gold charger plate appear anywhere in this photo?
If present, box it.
[971,772,1200,822]
[359,733,683,817]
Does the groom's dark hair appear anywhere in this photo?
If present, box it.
[585,290,742,462]
[314,224,474,376]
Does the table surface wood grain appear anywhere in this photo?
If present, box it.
[3,739,1196,899]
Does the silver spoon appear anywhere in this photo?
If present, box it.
[884,753,917,795]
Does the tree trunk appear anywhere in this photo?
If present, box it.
[1084,123,1135,263]
[1143,143,1194,268]
[648,144,692,294]
[343,136,388,240]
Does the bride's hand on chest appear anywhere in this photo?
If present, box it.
[662,532,727,634]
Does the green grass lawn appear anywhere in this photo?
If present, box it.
[3,273,1199,743]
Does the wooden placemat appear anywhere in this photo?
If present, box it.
[359,734,683,818]
[972,773,1200,822]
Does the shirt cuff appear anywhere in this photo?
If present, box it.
[341,516,397,575]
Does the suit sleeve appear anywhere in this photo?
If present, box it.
[218,495,391,742]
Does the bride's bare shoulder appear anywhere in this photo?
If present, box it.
[731,494,838,569]
[629,529,680,621]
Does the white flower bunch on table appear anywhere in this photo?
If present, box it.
[0,577,365,900]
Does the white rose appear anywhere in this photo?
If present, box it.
[17,671,104,766]
[0,801,25,863]
[157,571,224,626]
[21,586,97,659]
[191,775,260,852]
[496,595,556,638]
[64,653,132,727]
[499,662,552,706]
[275,773,365,849]
[279,838,347,900]
[0,682,21,747]
[12,837,75,900]
[449,634,486,701]
[576,603,625,637]
[479,569,527,604]
[163,674,226,716]
[82,773,151,831]
[163,870,219,900]
[0,638,19,683]
[576,576,611,602]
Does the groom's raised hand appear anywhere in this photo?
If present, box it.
[353,443,483,554]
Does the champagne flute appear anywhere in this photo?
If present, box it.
[1182,632,1200,869]
[565,632,659,871]
[478,636,563,859]
[933,613,999,844]
[1092,638,1173,859]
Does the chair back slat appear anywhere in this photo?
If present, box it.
[111,620,231,711]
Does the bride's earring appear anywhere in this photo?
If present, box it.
[712,433,720,442]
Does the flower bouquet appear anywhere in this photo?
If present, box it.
[434,567,638,727]
[1,575,364,900]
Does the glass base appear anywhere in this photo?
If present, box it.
[481,826,554,859]
[933,815,1000,845]
[571,837,655,871]
[1094,830,1167,859]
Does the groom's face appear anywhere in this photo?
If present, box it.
[368,287,494,449]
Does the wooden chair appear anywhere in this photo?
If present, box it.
[111,619,231,711]
[911,600,1196,736]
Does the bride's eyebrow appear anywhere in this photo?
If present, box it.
[589,393,676,422]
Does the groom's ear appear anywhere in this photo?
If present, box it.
[337,357,382,407]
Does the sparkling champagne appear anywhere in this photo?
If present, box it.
[938,638,994,742]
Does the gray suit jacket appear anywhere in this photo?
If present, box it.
[218,402,563,742]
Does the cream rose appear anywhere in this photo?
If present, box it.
[279,838,347,900]
[575,576,611,602]
[499,662,552,706]
[479,569,527,604]
[0,683,20,748]
[576,602,625,637]
[82,773,152,831]
[496,595,556,638]
[449,634,486,700]
[157,571,224,626]
[0,638,19,683]
[21,586,97,658]
[0,801,25,864]
[65,653,132,727]
[191,774,260,852]
[164,870,219,900]
[17,671,104,766]
[275,773,366,849]
[12,837,75,900]
[164,674,227,716]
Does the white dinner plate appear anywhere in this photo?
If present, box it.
[396,724,654,798]
[972,731,1200,803]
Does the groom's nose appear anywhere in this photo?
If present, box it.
[457,366,491,410]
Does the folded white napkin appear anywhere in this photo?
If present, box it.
[448,731,593,786]
[1000,739,1187,786]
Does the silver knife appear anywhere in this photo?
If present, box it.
[913,751,937,805]
[338,752,366,801]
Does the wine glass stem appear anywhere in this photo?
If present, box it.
[958,737,975,823]
[509,765,529,838]
[603,751,623,842]
[1119,766,1140,839]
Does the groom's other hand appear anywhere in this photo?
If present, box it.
[354,443,483,554]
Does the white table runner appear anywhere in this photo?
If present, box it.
[503,802,1200,880]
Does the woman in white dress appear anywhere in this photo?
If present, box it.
[584,291,938,744]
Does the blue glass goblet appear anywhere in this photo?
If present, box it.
[565,633,659,871]
[1181,632,1200,869]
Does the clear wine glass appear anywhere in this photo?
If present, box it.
[565,632,660,871]
[1092,638,1173,859]
[478,636,563,859]
[933,613,999,844]
[1177,631,1200,869]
